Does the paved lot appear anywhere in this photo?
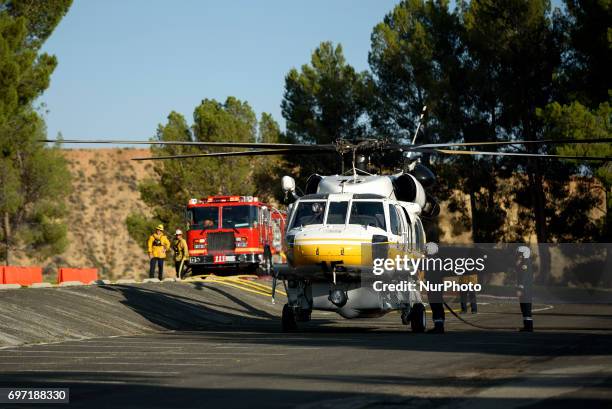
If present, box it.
[0,289,611,409]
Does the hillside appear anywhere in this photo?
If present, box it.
[13,148,153,280]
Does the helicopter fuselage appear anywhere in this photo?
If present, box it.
[278,174,428,321]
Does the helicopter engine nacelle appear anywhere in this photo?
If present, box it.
[391,173,427,208]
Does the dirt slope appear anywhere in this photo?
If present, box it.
[14,148,153,280]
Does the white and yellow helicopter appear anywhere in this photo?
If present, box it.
[46,108,612,332]
[275,165,434,331]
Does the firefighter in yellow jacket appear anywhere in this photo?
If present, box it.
[173,229,189,279]
[147,224,171,280]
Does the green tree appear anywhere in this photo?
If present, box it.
[368,0,509,242]
[369,0,465,140]
[0,0,72,264]
[558,0,611,107]
[281,41,370,179]
[367,0,606,249]
[2,0,72,47]
[253,113,286,203]
[127,98,280,250]
[538,101,612,240]
[259,112,280,144]
[462,1,564,283]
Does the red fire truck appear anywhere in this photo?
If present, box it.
[185,195,286,275]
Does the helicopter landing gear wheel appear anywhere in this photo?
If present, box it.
[410,303,426,333]
[282,304,298,332]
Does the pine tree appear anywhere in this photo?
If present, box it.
[0,0,72,264]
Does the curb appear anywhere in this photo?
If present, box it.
[30,282,53,288]
[115,279,137,284]
[0,284,22,290]
[90,280,111,285]
[58,281,84,287]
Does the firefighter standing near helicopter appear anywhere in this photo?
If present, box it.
[426,265,448,334]
[515,246,534,332]
[423,243,445,334]
[147,224,171,280]
[173,229,189,279]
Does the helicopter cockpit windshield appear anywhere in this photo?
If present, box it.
[348,201,386,229]
[292,201,327,227]
[326,201,349,224]
[290,198,387,230]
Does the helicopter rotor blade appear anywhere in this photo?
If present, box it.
[132,148,338,161]
[408,138,612,150]
[41,137,611,161]
[41,139,335,150]
[424,148,612,161]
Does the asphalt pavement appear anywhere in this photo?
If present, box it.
[0,282,611,409]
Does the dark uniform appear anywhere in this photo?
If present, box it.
[426,269,445,334]
[459,273,478,313]
[515,248,533,332]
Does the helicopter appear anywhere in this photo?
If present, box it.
[44,107,612,332]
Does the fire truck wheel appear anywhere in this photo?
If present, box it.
[281,304,298,332]
[244,264,259,274]
[189,266,206,277]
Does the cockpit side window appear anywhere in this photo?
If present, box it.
[291,201,326,228]
[389,205,400,236]
[401,207,413,249]
[348,201,386,229]
[415,217,426,251]
[326,201,348,224]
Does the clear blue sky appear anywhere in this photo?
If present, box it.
[40,0,399,144]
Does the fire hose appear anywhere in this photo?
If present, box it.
[442,302,612,331]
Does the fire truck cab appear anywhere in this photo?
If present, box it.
[186,195,285,275]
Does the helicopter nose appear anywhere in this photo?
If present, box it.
[292,234,363,267]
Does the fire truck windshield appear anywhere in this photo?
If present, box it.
[191,207,219,229]
[222,205,258,229]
